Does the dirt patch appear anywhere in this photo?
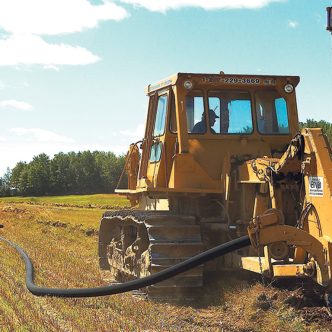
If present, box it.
[37,219,98,237]
[301,306,332,324]
[283,288,332,328]
[0,205,36,222]
[84,227,98,236]
[253,292,277,311]
[38,220,68,228]
[0,206,29,214]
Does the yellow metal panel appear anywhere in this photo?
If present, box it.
[242,257,306,278]
[145,73,178,95]
[302,129,332,240]
[272,264,305,277]
[168,153,222,190]
[241,257,268,274]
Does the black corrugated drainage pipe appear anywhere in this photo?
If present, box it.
[0,235,250,298]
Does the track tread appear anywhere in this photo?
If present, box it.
[99,210,205,301]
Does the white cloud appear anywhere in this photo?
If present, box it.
[10,128,75,143]
[0,0,128,36]
[0,0,129,67]
[119,123,145,142]
[43,65,60,71]
[288,20,299,28]
[0,136,6,142]
[0,99,33,111]
[0,0,285,67]
[0,34,100,66]
[119,0,284,12]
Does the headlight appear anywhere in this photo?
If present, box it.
[284,83,294,94]
[184,80,193,90]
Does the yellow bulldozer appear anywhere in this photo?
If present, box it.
[98,72,332,301]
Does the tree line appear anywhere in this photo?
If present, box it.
[0,151,126,196]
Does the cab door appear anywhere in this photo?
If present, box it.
[147,91,169,187]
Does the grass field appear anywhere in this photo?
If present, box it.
[0,194,129,208]
[0,196,331,331]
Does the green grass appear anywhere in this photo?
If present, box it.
[0,194,130,209]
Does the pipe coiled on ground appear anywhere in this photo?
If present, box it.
[0,235,250,298]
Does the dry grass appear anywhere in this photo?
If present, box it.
[0,199,331,331]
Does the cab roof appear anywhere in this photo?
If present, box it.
[145,72,300,95]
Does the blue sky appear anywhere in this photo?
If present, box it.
[0,0,331,176]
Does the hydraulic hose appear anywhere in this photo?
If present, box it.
[0,235,250,298]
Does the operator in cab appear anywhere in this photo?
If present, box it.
[192,109,219,134]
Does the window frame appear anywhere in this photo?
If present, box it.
[169,89,178,134]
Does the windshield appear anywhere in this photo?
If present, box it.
[208,90,253,134]
[183,89,290,135]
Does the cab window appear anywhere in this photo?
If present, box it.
[186,91,205,134]
[153,94,168,136]
[208,91,253,134]
[149,142,162,163]
[255,90,289,134]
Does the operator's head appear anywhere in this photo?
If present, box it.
[209,109,219,127]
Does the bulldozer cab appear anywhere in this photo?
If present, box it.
[119,72,300,200]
